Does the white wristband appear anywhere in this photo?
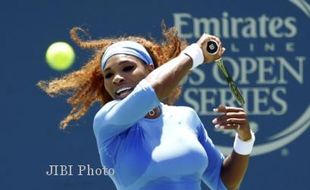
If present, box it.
[233,131,255,155]
[182,43,204,69]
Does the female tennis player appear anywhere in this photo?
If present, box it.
[38,26,255,190]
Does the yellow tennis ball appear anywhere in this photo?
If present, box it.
[46,42,75,71]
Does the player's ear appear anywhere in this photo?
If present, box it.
[146,64,154,73]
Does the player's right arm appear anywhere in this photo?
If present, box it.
[146,34,224,101]
[93,79,160,141]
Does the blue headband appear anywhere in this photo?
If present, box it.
[101,41,154,70]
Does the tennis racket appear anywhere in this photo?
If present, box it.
[206,41,245,106]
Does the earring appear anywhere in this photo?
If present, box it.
[148,110,156,117]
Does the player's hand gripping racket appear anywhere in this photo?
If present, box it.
[206,41,245,106]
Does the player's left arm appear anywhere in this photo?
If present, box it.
[212,105,255,190]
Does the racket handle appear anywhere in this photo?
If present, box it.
[206,40,218,55]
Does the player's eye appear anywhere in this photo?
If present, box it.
[123,65,134,72]
[104,72,113,79]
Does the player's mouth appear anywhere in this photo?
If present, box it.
[115,87,134,99]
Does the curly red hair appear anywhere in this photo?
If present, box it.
[37,25,187,129]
